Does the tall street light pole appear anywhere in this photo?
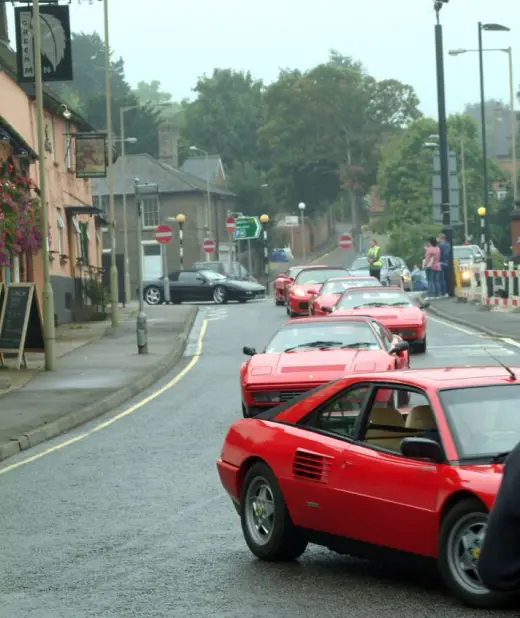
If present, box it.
[298,202,306,258]
[477,22,510,267]
[189,145,211,261]
[103,0,119,326]
[433,0,455,297]
[32,0,56,370]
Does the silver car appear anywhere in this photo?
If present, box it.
[348,255,412,290]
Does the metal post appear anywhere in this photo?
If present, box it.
[460,137,469,242]
[228,232,233,273]
[247,239,252,275]
[507,48,518,201]
[480,215,486,249]
[162,243,170,303]
[120,107,131,305]
[300,210,306,257]
[104,0,119,325]
[263,227,269,290]
[32,0,56,370]
[434,11,455,297]
[478,22,492,268]
[179,223,184,269]
[205,151,210,262]
[135,181,148,354]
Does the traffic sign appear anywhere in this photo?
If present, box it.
[202,238,216,254]
[284,215,299,227]
[155,224,173,244]
[339,234,353,250]
[226,216,236,233]
[234,216,261,240]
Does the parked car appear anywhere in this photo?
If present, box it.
[217,366,520,608]
[193,260,258,282]
[142,269,265,305]
[348,255,412,290]
[453,245,484,286]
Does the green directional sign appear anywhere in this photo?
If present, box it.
[234,216,261,240]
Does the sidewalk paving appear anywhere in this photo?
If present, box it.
[0,304,197,462]
[427,297,520,340]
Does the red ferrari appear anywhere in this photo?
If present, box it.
[273,265,309,306]
[309,276,382,316]
[240,315,409,418]
[218,366,520,608]
[323,286,428,353]
[286,266,348,317]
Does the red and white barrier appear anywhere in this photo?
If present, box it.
[455,261,520,309]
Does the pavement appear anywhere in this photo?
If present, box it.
[427,296,520,341]
[1,242,520,617]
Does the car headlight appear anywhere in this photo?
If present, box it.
[252,392,281,403]
[292,288,306,297]
[461,271,470,280]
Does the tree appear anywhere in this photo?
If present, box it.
[133,80,172,105]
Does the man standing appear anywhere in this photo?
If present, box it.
[367,239,382,281]
[437,232,450,298]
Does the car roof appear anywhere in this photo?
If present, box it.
[326,276,376,282]
[283,315,373,326]
[344,366,520,389]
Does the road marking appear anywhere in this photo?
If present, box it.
[428,344,515,357]
[0,319,208,476]
[428,315,485,337]
[206,307,228,321]
[501,337,520,349]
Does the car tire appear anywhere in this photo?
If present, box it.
[415,338,427,354]
[213,285,228,304]
[241,462,308,561]
[275,298,284,306]
[438,498,510,609]
[144,285,163,306]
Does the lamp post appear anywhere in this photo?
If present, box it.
[449,45,516,201]
[260,214,269,291]
[189,145,211,261]
[32,0,56,370]
[298,202,306,258]
[175,213,185,269]
[477,206,487,250]
[134,180,158,354]
[120,102,174,304]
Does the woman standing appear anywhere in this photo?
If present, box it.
[423,237,441,299]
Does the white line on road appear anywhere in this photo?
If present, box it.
[428,315,485,337]
[501,337,520,349]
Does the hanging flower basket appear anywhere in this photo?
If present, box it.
[0,160,43,267]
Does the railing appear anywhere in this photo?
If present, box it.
[74,264,107,320]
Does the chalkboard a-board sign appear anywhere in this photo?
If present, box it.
[0,283,44,369]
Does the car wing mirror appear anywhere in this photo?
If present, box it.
[400,437,443,463]
[322,306,333,313]
[389,340,409,354]
[243,346,256,356]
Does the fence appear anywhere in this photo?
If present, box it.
[454,260,520,309]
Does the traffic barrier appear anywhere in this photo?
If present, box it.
[454,260,520,309]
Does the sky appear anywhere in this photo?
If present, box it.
[5,0,519,118]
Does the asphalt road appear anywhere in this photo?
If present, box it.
[2,258,520,616]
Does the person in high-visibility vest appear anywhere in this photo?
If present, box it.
[367,239,382,280]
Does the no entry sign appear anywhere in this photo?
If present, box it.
[203,238,216,254]
[226,216,236,234]
[339,234,353,250]
[155,224,173,244]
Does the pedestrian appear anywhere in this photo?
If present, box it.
[478,441,520,594]
[437,232,450,297]
[423,237,441,299]
[367,239,382,281]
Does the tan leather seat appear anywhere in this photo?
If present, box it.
[365,407,410,451]
[405,405,436,430]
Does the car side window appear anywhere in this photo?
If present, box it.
[371,321,392,351]
[359,386,439,455]
[168,272,179,282]
[309,386,370,439]
[178,271,201,284]
[386,257,396,270]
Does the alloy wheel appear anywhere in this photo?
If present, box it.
[144,287,162,305]
[244,476,275,546]
[446,513,488,596]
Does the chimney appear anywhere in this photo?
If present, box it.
[158,121,179,169]
[0,3,10,46]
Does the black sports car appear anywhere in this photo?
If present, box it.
[142,269,266,305]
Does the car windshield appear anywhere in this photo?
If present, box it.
[295,269,347,285]
[336,289,413,309]
[265,321,380,353]
[439,384,520,459]
[321,278,381,295]
[199,270,227,281]
[288,267,305,278]
[351,257,369,270]
[453,247,475,260]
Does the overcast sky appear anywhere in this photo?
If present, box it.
[5,0,519,118]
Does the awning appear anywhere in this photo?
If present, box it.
[0,117,38,160]
[64,205,103,217]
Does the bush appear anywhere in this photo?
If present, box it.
[386,222,443,268]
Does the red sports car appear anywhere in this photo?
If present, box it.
[218,366,520,608]
[286,266,348,317]
[309,276,382,316]
[240,315,409,417]
[323,286,427,353]
[273,265,308,306]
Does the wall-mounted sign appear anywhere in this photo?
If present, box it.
[14,4,73,83]
[75,134,107,179]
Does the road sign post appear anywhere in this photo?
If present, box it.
[155,225,173,304]
[234,216,261,240]
[203,238,216,254]
[339,234,353,249]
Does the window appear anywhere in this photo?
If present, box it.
[295,268,347,285]
[65,122,72,169]
[359,387,437,454]
[72,217,81,259]
[178,271,201,284]
[80,222,89,263]
[142,197,160,228]
[198,270,226,281]
[321,278,382,295]
[312,386,370,439]
[370,320,393,350]
[336,288,413,310]
[56,209,64,254]
[143,243,161,257]
[351,257,369,270]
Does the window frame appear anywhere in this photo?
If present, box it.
[142,197,160,229]
[369,320,393,351]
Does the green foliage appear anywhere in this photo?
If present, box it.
[385,222,441,268]
[227,162,269,216]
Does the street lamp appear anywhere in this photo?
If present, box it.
[120,102,173,304]
[477,206,487,253]
[298,202,306,258]
[175,213,185,270]
[478,22,510,267]
[259,214,270,288]
[189,145,212,260]
[449,46,517,201]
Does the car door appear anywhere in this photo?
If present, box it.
[175,271,209,301]
[333,384,442,557]
[386,257,400,286]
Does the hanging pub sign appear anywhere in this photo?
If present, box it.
[14,4,73,83]
[75,133,107,179]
